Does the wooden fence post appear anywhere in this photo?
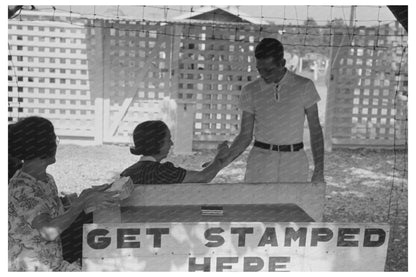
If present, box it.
[324,32,345,151]
[88,19,109,145]
[173,100,196,154]
[169,24,195,154]
[92,21,104,145]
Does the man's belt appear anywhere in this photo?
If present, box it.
[254,140,304,152]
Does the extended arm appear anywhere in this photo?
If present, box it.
[182,158,223,183]
[183,141,229,183]
[221,111,255,167]
[32,187,118,241]
[305,103,324,182]
[32,198,85,241]
[182,111,254,183]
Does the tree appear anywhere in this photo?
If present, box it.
[321,18,347,48]
[327,18,347,31]
[8,5,36,19]
[8,6,23,19]
[301,17,323,53]
[304,17,318,28]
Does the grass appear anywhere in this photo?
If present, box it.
[48,144,408,271]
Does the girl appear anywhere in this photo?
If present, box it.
[121,120,228,184]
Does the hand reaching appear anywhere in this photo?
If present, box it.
[311,169,325,183]
[79,185,120,211]
[91,183,112,191]
[215,141,229,160]
[202,141,229,168]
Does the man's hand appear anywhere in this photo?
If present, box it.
[306,103,325,184]
[311,169,324,183]
[215,141,229,160]
[202,141,229,168]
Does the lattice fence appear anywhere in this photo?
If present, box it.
[8,16,96,139]
[325,22,407,148]
[8,14,176,144]
[177,23,258,148]
[87,19,175,143]
[176,22,327,149]
[8,10,407,150]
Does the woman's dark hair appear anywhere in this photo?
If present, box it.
[8,116,57,161]
[8,154,22,181]
[8,123,22,180]
[130,120,169,156]
[254,38,285,63]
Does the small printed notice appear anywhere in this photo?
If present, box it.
[83,222,389,272]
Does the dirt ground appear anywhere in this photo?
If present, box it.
[48,144,408,271]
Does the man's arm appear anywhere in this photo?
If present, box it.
[305,103,324,182]
[182,142,228,183]
[198,111,254,173]
[221,111,255,167]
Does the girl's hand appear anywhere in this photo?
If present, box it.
[91,183,112,191]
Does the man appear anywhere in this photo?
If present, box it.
[221,38,324,183]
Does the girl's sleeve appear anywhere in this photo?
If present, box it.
[156,162,187,184]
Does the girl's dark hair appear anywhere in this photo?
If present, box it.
[254,38,285,63]
[130,120,169,156]
[8,116,57,161]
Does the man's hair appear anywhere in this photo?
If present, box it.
[255,38,285,63]
[130,120,169,156]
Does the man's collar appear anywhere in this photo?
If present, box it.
[259,68,290,90]
[276,68,289,86]
[140,156,157,162]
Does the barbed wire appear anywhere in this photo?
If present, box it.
[8,7,408,240]
[11,10,405,39]
[374,6,382,50]
[8,6,408,207]
[34,5,400,25]
[387,44,408,224]
[8,18,407,53]
[341,6,353,44]
[7,42,22,121]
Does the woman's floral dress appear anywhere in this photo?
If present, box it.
[8,170,80,271]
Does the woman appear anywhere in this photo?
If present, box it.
[121,120,228,184]
[8,116,118,271]
[8,123,22,181]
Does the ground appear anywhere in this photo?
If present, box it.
[48,144,408,271]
